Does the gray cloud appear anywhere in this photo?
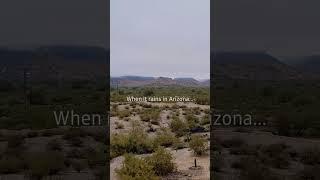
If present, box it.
[111,0,210,79]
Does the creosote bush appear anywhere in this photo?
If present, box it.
[116,154,159,180]
[146,147,176,176]
[153,128,178,147]
[189,135,207,156]
[111,123,154,158]
[170,116,188,137]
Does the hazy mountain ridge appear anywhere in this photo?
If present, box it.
[110,76,210,87]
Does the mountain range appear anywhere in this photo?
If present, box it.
[110,76,209,87]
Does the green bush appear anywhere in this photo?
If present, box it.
[170,116,188,137]
[189,135,207,156]
[185,113,199,129]
[140,108,160,122]
[118,110,131,119]
[111,125,153,158]
[200,114,210,125]
[153,129,178,148]
[116,154,159,180]
[146,147,176,176]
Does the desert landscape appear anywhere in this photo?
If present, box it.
[109,82,210,180]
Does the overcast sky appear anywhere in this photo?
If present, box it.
[111,0,210,79]
[0,0,108,48]
[213,0,320,58]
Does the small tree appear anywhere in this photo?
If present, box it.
[189,135,207,156]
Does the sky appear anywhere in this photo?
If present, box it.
[110,0,210,80]
[213,0,320,59]
[0,0,108,48]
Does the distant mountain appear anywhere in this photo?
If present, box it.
[213,51,303,80]
[110,76,209,87]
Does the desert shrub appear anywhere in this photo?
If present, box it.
[221,138,245,148]
[26,151,65,178]
[195,96,209,105]
[0,156,24,174]
[173,141,187,150]
[116,154,159,180]
[153,129,178,148]
[170,117,188,137]
[200,114,210,125]
[46,139,62,151]
[189,135,207,155]
[191,107,201,115]
[118,110,131,119]
[146,147,176,176]
[143,89,154,96]
[300,147,320,165]
[140,108,160,122]
[111,125,153,158]
[141,103,152,108]
[185,113,199,129]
